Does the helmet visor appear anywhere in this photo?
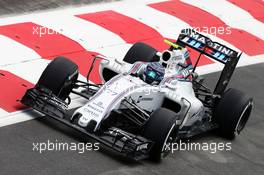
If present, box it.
[147,70,157,79]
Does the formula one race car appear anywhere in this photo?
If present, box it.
[21,29,253,161]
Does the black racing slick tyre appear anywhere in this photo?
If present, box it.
[123,42,159,63]
[214,88,253,140]
[143,108,178,161]
[37,57,79,100]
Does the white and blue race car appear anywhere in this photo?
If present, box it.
[21,29,253,161]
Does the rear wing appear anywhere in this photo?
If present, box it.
[176,29,242,95]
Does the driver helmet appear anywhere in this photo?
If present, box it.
[162,49,186,75]
[143,62,165,85]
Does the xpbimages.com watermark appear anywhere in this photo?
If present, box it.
[32,26,61,38]
[182,26,232,36]
[31,26,232,38]
[164,140,232,154]
[32,140,100,154]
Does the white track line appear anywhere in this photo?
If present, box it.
[32,15,126,50]
[114,5,190,39]
[0,35,40,67]
[32,15,131,59]
[1,59,49,84]
[0,109,8,117]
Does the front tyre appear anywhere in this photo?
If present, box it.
[37,57,78,100]
[143,108,178,161]
[213,88,253,139]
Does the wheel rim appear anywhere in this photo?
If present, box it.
[161,123,178,158]
[235,101,253,135]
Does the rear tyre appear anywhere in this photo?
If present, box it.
[213,88,253,139]
[123,42,159,63]
[143,108,178,161]
[37,57,78,100]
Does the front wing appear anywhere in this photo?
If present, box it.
[21,86,153,160]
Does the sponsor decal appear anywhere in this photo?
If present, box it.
[188,31,234,56]
[83,107,100,118]
[136,143,149,151]
[136,96,154,103]
[48,97,68,110]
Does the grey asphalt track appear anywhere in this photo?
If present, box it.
[0,0,116,16]
[0,63,263,175]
